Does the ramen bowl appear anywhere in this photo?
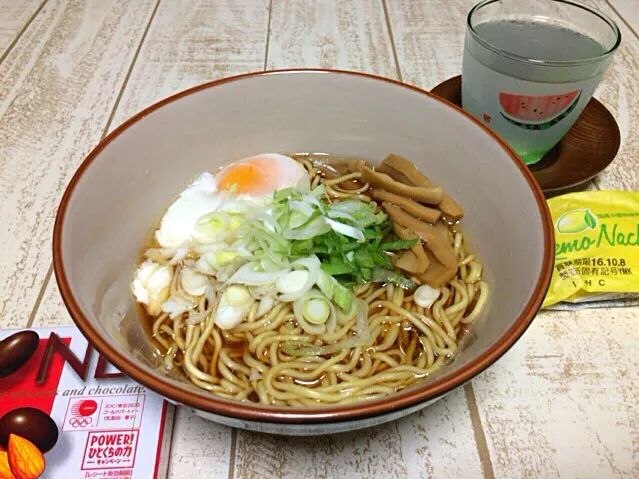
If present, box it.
[53,69,553,435]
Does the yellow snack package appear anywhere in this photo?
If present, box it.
[543,190,639,309]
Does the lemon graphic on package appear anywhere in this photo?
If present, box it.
[556,208,598,234]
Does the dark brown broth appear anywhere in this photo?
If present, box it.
[136,152,480,387]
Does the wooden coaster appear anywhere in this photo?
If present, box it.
[431,75,621,196]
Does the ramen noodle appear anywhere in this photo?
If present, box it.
[131,152,489,406]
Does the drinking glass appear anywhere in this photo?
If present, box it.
[462,0,621,165]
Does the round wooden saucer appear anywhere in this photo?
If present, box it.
[431,75,621,196]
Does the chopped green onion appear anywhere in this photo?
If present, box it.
[371,266,418,291]
[281,300,369,356]
[325,218,365,241]
[316,270,334,298]
[303,298,330,324]
[225,285,250,305]
[216,250,238,265]
[332,281,353,312]
[283,215,331,240]
[277,270,310,295]
[321,261,354,276]
[204,182,420,316]
[379,239,418,250]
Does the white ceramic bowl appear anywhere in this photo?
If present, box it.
[54,70,553,435]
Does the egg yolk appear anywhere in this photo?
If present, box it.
[217,160,274,195]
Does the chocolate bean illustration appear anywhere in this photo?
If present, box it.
[0,408,59,453]
[0,331,39,378]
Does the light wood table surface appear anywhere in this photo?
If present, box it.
[1,1,638,477]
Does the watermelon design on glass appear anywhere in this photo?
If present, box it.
[499,89,581,130]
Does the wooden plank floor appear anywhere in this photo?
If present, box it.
[0,0,44,58]
[1,0,638,477]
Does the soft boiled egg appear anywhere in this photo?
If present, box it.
[156,172,222,248]
[215,153,306,196]
[155,154,306,248]
[132,260,173,316]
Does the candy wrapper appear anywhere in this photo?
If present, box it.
[543,190,639,310]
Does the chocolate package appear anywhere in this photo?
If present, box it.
[0,326,172,479]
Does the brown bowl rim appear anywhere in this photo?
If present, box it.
[53,68,554,424]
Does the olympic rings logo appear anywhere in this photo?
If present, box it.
[69,416,92,428]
